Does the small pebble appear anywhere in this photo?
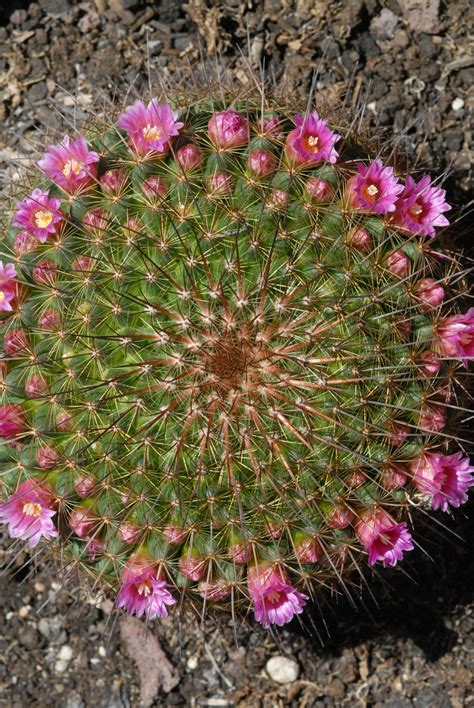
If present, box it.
[18,606,30,618]
[34,581,46,593]
[451,97,464,111]
[57,645,73,662]
[265,655,300,684]
[187,654,199,670]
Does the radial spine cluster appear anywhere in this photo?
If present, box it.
[0,92,473,628]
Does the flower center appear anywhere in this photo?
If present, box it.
[302,134,319,152]
[62,158,83,178]
[365,183,379,197]
[408,202,424,222]
[22,501,42,517]
[142,124,162,142]
[34,210,53,229]
[137,579,152,596]
[266,589,281,604]
[0,291,5,303]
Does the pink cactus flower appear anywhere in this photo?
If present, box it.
[435,308,474,367]
[0,404,26,439]
[175,143,205,172]
[411,452,474,512]
[118,98,183,156]
[100,169,127,196]
[0,261,18,313]
[4,328,30,355]
[419,403,446,432]
[0,479,58,547]
[37,135,100,192]
[386,249,410,277]
[347,159,403,214]
[208,110,249,150]
[418,351,441,377]
[13,230,37,256]
[247,150,277,178]
[306,176,334,203]
[393,175,451,237]
[248,565,308,628]
[348,227,372,252]
[356,508,414,567]
[116,561,176,620]
[415,278,445,309]
[285,111,341,166]
[13,189,63,243]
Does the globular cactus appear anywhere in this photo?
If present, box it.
[0,86,473,630]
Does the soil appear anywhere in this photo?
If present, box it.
[0,1,473,706]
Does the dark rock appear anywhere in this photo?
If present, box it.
[37,0,71,15]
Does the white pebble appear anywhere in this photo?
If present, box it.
[54,659,69,674]
[187,654,199,670]
[452,97,464,111]
[265,655,300,684]
[57,645,73,662]
[98,645,107,657]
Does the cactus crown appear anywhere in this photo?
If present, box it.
[0,85,472,629]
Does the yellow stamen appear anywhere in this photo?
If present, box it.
[366,184,379,196]
[62,158,83,178]
[34,210,53,229]
[307,135,319,147]
[266,589,281,604]
[22,501,42,517]
[142,124,162,141]
[137,580,152,596]
[0,291,5,303]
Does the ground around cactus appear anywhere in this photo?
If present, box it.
[0,1,473,707]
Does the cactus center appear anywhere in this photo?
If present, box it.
[205,332,251,389]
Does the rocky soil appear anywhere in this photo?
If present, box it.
[0,1,473,706]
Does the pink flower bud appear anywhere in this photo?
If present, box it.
[348,227,372,252]
[69,507,96,538]
[306,177,334,203]
[267,189,289,210]
[32,259,58,285]
[208,172,233,195]
[208,110,249,149]
[388,422,410,445]
[36,445,60,470]
[386,249,409,277]
[414,277,445,309]
[0,403,26,439]
[163,525,187,544]
[247,150,277,178]
[228,542,251,564]
[83,209,108,232]
[100,169,127,196]
[418,351,441,377]
[175,143,204,171]
[198,579,232,602]
[419,403,446,432]
[74,475,96,498]
[178,551,206,581]
[294,536,321,563]
[382,465,407,490]
[13,230,37,255]
[142,176,168,200]
[38,309,60,331]
[347,469,366,488]
[327,504,354,529]
[118,522,140,544]
[72,255,92,273]
[56,410,72,431]
[256,115,281,137]
[4,328,30,355]
[25,374,49,398]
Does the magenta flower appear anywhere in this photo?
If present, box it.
[0,261,18,313]
[0,479,58,547]
[356,508,414,567]
[411,452,474,512]
[118,98,183,156]
[13,189,63,243]
[435,308,474,367]
[116,561,176,620]
[285,111,341,166]
[208,110,249,150]
[37,135,100,192]
[0,403,26,439]
[393,175,451,237]
[347,159,403,214]
[248,565,308,628]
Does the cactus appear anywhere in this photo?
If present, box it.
[0,87,473,629]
